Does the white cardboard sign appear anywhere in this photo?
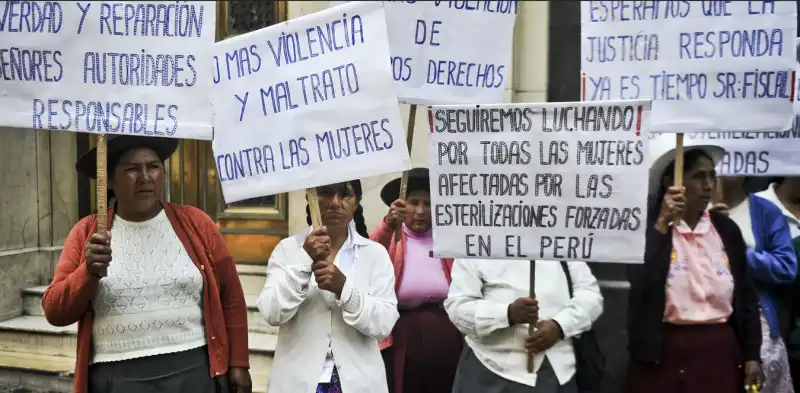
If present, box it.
[651,128,800,176]
[428,100,651,263]
[581,1,796,134]
[649,37,800,177]
[210,2,410,203]
[0,1,216,140]
[330,0,517,105]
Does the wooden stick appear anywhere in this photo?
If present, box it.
[95,134,109,278]
[394,104,418,242]
[673,134,685,225]
[306,188,323,229]
[527,260,536,373]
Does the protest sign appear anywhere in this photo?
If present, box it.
[646,37,800,177]
[649,128,800,176]
[210,1,410,204]
[0,1,216,140]
[330,0,517,105]
[428,100,651,263]
[581,1,796,133]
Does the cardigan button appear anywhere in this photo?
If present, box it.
[201,265,205,271]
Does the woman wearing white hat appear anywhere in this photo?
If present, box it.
[625,136,763,393]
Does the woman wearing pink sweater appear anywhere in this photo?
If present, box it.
[370,168,463,393]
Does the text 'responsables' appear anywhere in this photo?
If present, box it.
[210,1,409,202]
[428,101,651,264]
[1,1,211,138]
[581,0,796,133]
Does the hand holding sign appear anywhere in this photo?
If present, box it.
[507,297,539,325]
[314,260,346,297]
[303,227,331,262]
[85,232,112,278]
[656,186,686,232]
[385,199,409,230]
[524,320,561,354]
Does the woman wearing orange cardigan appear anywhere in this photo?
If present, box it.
[41,135,251,393]
[370,168,463,393]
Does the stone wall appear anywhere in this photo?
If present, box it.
[0,129,78,322]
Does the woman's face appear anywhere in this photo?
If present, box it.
[317,183,358,229]
[683,155,716,208]
[405,189,432,233]
[111,147,164,215]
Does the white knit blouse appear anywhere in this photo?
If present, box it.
[90,210,206,364]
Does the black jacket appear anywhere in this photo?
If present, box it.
[626,212,762,363]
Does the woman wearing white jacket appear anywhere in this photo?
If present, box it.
[257,180,399,393]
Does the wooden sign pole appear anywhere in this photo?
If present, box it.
[673,134,685,225]
[394,104,418,242]
[306,188,323,228]
[526,260,536,373]
[95,134,109,277]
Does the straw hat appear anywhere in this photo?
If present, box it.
[647,134,726,195]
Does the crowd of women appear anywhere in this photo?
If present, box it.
[40,133,800,393]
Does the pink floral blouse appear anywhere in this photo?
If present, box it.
[663,211,735,324]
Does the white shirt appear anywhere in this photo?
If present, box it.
[91,210,206,363]
[444,259,603,387]
[257,223,399,393]
[319,224,357,383]
[758,185,800,238]
[728,198,757,248]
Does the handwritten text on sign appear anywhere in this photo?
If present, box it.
[651,128,800,176]
[330,0,517,105]
[0,1,215,140]
[647,37,800,177]
[211,2,410,203]
[428,100,651,263]
[581,1,796,133]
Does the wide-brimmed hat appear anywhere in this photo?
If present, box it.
[742,177,789,193]
[648,134,726,195]
[75,135,179,179]
[380,167,431,206]
[741,177,773,194]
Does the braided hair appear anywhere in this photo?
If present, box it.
[306,179,369,239]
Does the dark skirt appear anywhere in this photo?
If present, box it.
[382,304,463,393]
[88,346,228,393]
[452,345,577,393]
[625,324,742,393]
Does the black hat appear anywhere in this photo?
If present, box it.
[380,167,431,206]
[743,177,774,194]
[75,135,179,179]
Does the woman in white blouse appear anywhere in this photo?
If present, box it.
[445,259,603,393]
[257,180,399,393]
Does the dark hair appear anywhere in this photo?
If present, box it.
[306,179,369,239]
[649,149,714,223]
